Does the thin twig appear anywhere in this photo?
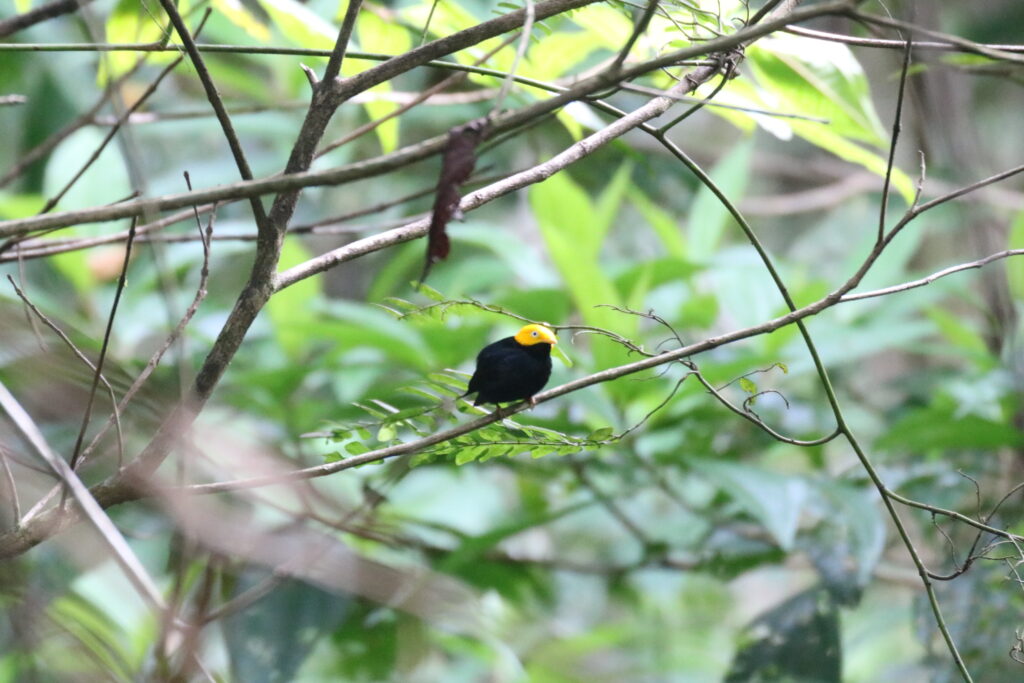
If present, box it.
[158,1,269,234]
[73,201,215,470]
[323,0,365,84]
[0,0,97,38]
[34,46,190,216]
[877,35,912,243]
[0,444,21,527]
[6,275,125,467]
[491,0,534,116]
[66,217,138,481]
[0,380,166,612]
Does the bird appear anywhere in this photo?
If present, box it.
[463,324,557,409]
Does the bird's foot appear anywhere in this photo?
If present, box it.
[527,396,537,408]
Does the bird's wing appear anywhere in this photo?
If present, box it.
[466,338,516,394]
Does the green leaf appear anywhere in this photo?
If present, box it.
[266,240,319,358]
[526,31,607,82]
[382,297,419,312]
[551,343,574,368]
[694,460,808,550]
[727,589,840,681]
[416,282,447,302]
[354,12,412,153]
[438,500,593,572]
[588,427,614,441]
[679,292,719,329]
[259,0,336,49]
[224,578,351,683]
[878,404,1024,451]
[614,257,702,298]
[531,172,635,372]
[686,139,752,262]
[455,446,484,465]
[748,35,887,146]
[788,121,915,203]
[927,307,990,359]
[818,482,885,587]
[0,192,45,219]
[1008,211,1024,301]
[102,0,175,81]
[48,594,132,680]
[593,162,633,250]
[212,0,271,41]
[346,442,371,455]
[377,425,396,442]
[323,300,434,370]
[630,188,686,259]
[738,377,757,394]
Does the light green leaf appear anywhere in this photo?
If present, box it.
[927,307,989,359]
[354,12,412,152]
[212,0,271,41]
[0,192,45,219]
[552,343,573,368]
[687,139,752,262]
[530,172,635,371]
[748,35,887,146]
[1008,212,1024,301]
[526,31,606,82]
[259,0,336,50]
[630,188,686,258]
[455,446,485,466]
[416,282,446,302]
[102,0,175,81]
[345,441,370,455]
[266,240,319,357]
[789,121,914,204]
[593,162,633,250]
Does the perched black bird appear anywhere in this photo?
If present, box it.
[464,324,557,407]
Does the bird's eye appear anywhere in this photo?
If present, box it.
[532,331,538,337]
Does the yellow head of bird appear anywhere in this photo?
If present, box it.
[514,324,557,347]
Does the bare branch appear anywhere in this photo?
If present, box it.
[0,380,166,612]
[0,0,96,38]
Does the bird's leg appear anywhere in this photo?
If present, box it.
[527,396,537,408]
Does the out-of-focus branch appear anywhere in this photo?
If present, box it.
[0,0,95,38]
[0,380,165,612]
[157,2,269,234]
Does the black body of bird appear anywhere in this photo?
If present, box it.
[464,324,557,406]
